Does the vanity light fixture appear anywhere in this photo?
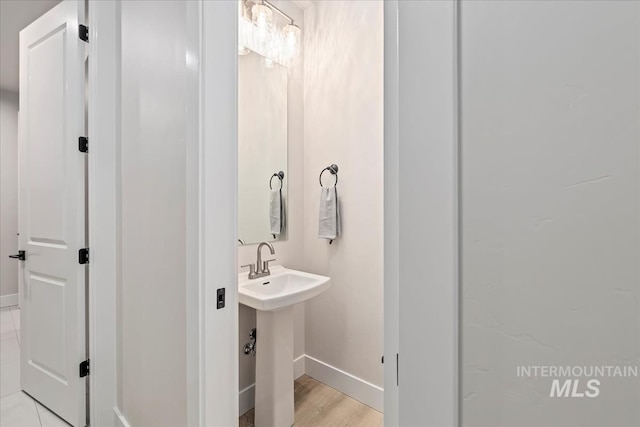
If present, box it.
[239,0,302,66]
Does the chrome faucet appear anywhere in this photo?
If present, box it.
[241,241,276,280]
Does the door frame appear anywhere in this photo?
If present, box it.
[88,1,460,426]
[200,1,240,425]
[384,1,459,425]
[87,1,118,425]
[87,1,239,426]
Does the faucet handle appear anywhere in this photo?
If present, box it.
[262,259,276,273]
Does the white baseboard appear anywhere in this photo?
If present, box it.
[113,407,132,427]
[239,383,255,417]
[238,354,383,416]
[0,293,18,309]
[239,354,307,416]
[304,355,384,412]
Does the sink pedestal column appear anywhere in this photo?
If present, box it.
[255,306,294,427]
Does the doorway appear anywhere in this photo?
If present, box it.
[82,1,459,426]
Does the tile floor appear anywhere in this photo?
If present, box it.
[1,307,70,427]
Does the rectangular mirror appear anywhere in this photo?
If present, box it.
[238,50,288,245]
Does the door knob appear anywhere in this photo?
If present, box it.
[9,250,25,261]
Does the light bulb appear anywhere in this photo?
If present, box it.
[251,3,273,53]
[282,23,301,60]
[251,3,273,30]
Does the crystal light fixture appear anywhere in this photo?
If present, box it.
[239,0,302,67]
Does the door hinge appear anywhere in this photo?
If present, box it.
[79,136,88,153]
[79,24,89,43]
[79,248,89,265]
[217,288,226,309]
[79,359,90,378]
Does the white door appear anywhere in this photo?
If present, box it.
[19,1,87,426]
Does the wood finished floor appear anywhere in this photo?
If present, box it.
[239,375,383,427]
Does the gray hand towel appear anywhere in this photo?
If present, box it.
[318,186,341,241]
[270,189,284,237]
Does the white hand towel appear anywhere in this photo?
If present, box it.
[270,189,283,237]
[318,186,341,241]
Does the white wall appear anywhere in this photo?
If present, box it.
[460,1,640,426]
[237,0,306,398]
[302,0,384,388]
[0,90,19,303]
[92,2,237,425]
[117,2,195,425]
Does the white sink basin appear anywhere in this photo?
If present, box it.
[238,265,330,311]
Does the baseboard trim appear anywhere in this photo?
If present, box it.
[239,383,255,417]
[238,354,383,415]
[0,293,18,309]
[113,407,132,427]
[304,355,384,412]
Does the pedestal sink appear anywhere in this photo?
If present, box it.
[238,266,330,427]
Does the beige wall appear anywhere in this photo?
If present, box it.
[0,90,19,300]
[237,0,384,396]
[460,1,640,426]
[302,0,384,388]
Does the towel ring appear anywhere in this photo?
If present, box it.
[270,171,285,190]
[319,164,339,187]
